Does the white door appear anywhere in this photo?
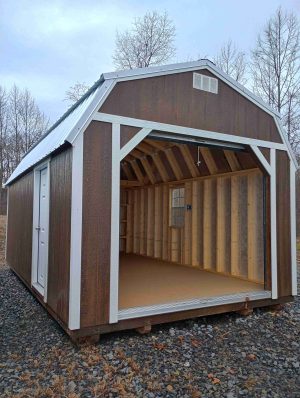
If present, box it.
[36,167,48,288]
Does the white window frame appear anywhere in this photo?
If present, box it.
[31,159,50,300]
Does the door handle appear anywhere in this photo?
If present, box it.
[35,226,41,231]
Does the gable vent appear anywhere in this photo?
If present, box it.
[193,73,218,94]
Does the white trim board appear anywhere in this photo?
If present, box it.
[120,127,152,160]
[94,112,288,150]
[250,145,272,175]
[4,187,9,260]
[68,133,84,330]
[109,123,121,323]
[290,161,297,296]
[31,159,50,300]
[270,149,278,299]
[118,290,272,320]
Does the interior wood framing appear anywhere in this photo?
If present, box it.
[120,138,266,286]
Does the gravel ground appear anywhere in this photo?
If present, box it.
[0,218,299,397]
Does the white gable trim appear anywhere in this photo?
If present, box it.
[94,112,287,151]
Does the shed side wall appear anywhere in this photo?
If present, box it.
[6,172,33,285]
[276,150,292,297]
[100,69,282,143]
[47,148,72,324]
[81,121,112,327]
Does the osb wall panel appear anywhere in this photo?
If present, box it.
[122,169,265,283]
[6,172,34,285]
[276,150,292,297]
[47,148,72,325]
[100,69,282,144]
[81,121,112,327]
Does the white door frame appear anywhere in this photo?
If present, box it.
[100,113,282,323]
[31,159,50,300]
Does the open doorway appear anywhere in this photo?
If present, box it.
[118,135,268,313]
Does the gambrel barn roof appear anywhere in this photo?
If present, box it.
[6,59,297,185]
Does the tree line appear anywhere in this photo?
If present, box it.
[1,6,299,187]
[0,85,48,186]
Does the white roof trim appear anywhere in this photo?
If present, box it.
[6,60,297,185]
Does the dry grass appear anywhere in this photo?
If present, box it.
[0,215,6,267]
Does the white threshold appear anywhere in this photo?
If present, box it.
[118,290,272,321]
[32,282,44,297]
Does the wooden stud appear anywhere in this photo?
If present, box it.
[191,181,199,266]
[165,148,183,180]
[154,186,162,258]
[133,190,139,253]
[146,187,154,256]
[184,182,192,265]
[200,147,218,175]
[216,177,226,273]
[203,179,212,269]
[231,176,239,276]
[162,185,169,260]
[224,150,241,172]
[140,188,146,255]
[126,190,133,253]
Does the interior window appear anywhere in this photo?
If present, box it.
[170,187,185,227]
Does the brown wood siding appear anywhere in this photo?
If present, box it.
[120,125,140,148]
[81,121,112,327]
[276,150,292,297]
[47,148,72,324]
[100,69,282,143]
[6,172,33,285]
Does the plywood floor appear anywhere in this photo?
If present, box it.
[119,254,264,309]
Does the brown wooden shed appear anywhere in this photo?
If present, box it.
[5,60,298,341]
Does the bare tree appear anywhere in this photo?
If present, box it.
[0,85,49,185]
[251,7,300,151]
[0,87,9,187]
[65,82,89,105]
[113,11,176,70]
[214,40,247,85]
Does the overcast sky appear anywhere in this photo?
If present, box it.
[1,0,300,123]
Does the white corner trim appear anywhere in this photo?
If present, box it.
[118,290,272,320]
[109,123,120,323]
[94,113,287,150]
[290,161,297,296]
[120,127,152,160]
[250,145,272,175]
[68,133,83,330]
[274,117,299,169]
[270,148,278,299]
[31,159,50,301]
[66,79,116,144]
[5,187,9,260]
